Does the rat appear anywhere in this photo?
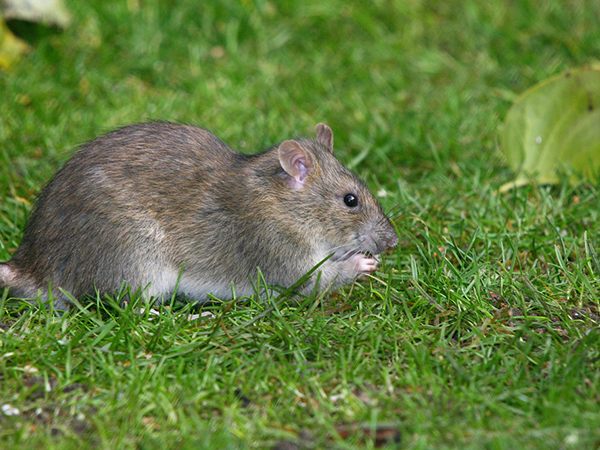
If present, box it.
[0,122,398,309]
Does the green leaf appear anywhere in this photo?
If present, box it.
[499,67,600,192]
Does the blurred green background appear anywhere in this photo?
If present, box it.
[1,1,600,448]
[2,1,598,192]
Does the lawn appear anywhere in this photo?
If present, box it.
[1,0,600,448]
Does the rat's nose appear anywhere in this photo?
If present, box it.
[379,222,399,252]
[366,218,399,254]
[386,232,399,249]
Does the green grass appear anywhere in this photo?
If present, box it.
[2,0,600,448]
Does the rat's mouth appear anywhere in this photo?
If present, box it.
[330,250,380,262]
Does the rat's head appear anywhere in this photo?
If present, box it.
[272,124,399,261]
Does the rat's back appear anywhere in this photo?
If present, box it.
[0,123,237,308]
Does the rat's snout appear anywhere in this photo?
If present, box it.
[382,227,399,251]
[377,223,399,253]
[362,218,399,255]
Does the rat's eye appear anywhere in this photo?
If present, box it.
[343,193,359,208]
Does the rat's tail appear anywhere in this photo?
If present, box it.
[0,262,15,288]
[0,263,64,307]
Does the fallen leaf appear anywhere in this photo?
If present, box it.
[500,67,600,191]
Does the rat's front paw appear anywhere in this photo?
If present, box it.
[347,253,379,277]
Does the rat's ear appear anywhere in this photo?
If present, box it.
[316,123,334,154]
[278,140,313,189]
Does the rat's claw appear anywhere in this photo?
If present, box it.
[347,253,379,276]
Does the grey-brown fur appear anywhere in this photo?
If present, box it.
[0,122,398,309]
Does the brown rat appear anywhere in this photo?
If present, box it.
[0,122,398,309]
